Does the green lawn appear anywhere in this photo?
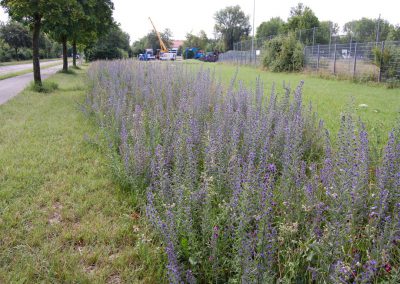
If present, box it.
[0,67,164,283]
[202,63,400,146]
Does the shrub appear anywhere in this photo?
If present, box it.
[29,81,58,93]
[262,34,304,72]
[373,44,400,80]
[87,61,400,283]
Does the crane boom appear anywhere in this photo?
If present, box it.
[148,17,168,53]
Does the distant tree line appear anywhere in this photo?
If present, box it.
[131,29,173,57]
[0,20,64,62]
[0,0,132,86]
[256,3,400,44]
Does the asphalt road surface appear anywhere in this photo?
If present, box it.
[0,60,62,76]
[0,65,64,105]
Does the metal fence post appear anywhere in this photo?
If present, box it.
[240,42,243,65]
[378,41,385,82]
[317,45,320,71]
[312,27,316,53]
[353,42,357,78]
[333,44,337,74]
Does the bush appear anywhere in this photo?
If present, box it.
[87,61,400,283]
[29,81,59,93]
[373,44,400,80]
[183,49,195,59]
[262,34,304,72]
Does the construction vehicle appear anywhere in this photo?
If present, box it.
[148,17,176,61]
[138,48,156,61]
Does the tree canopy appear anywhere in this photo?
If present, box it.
[344,18,392,42]
[256,17,285,39]
[184,30,209,50]
[286,3,319,32]
[131,29,172,56]
[0,20,31,58]
[86,23,131,61]
[214,5,251,51]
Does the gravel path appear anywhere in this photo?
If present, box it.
[0,65,63,105]
[0,60,62,76]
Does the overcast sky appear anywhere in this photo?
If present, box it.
[1,0,399,43]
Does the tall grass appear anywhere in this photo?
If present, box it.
[86,60,399,283]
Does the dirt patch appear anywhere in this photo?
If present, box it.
[49,202,63,225]
[107,274,121,284]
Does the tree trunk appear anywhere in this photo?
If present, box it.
[15,48,18,60]
[32,15,42,85]
[72,40,77,67]
[62,37,68,72]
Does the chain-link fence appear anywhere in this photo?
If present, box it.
[220,26,345,67]
[219,39,400,83]
[218,50,261,66]
[304,41,400,82]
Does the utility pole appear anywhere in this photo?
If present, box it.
[251,0,255,63]
[376,14,381,43]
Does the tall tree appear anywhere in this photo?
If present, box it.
[315,21,339,44]
[184,30,209,50]
[286,3,319,31]
[45,0,84,72]
[344,18,392,42]
[71,0,114,67]
[214,5,251,51]
[286,3,319,45]
[256,17,285,39]
[388,25,400,41]
[85,23,131,61]
[0,0,52,85]
[0,20,31,59]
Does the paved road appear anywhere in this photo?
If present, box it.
[0,60,62,76]
[0,65,64,105]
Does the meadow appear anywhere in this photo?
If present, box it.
[208,63,400,147]
[0,59,398,282]
[86,60,399,283]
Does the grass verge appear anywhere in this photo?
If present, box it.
[0,61,72,81]
[200,62,400,146]
[0,58,59,67]
[0,66,164,283]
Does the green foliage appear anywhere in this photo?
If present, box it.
[256,17,285,39]
[72,0,114,48]
[0,21,31,58]
[388,25,400,41]
[315,21,339,44]
[262,34,304,72]
[182,49,194,59]
[29,80,59,93]
[344,17,393,42]
[286,3,319,32]
[373,44,400,79]
[214,5,251,51]
[184,30,208,50]
[85,24,131,61]
[131,29,172,57]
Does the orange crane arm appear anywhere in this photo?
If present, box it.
[148,17,168,53]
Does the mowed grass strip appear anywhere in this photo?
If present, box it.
[0,58,59,67]
[0,67,164,283]
[203,63,400,146]
[0,61,71,81]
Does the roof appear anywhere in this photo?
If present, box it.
[171,40,184,48]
